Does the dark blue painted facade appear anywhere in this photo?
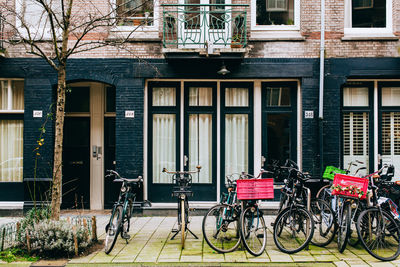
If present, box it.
[1,57,399,206]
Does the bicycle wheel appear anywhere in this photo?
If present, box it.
[240,205,267,256]
[273,206,314,254]
[202,204,241,253]
[316,184,331,203]
[104,205,123,254]
[180,197,186,248]
[337,200,351,252]
[121,202,132,239]
[357,208,400,261]
[348,202,363,247]
[310,199,337,247]
[278,193,289,212]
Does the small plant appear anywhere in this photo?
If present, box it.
[0,248,38,263]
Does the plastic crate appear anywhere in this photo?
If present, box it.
[323,166,347,180]
[332,174,369,200]
[236,178,274,200]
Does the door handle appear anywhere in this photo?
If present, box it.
[184,155,188,167]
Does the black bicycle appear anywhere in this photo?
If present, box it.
[104,170,143,254]
[162,165,201,249]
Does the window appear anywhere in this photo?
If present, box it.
[342,86,370,174]
[0,80,24,182]
[15,0,62,39]
[116,0,154,26]
[344,0,392,36]
[252,0,299,30]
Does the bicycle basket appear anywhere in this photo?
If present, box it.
[332,174,369,200]
[236,178,274,200]
[323,166,346,180]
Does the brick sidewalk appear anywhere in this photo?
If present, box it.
[63,215,400,267]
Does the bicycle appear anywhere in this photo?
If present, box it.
[356,164,400,261]
[202,173,242,253]
[273,166,315,254]
[104,170,143,254]
[162,165,201,249]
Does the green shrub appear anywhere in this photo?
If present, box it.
[19,219,91,257]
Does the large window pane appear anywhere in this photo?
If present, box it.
[225,87,248,107]
[153,114,176,183]
[352,0,386,28]
[189,87,212,106]
[116,0,154,26]
[382,87,400,106]
[0,120,23,182]
[225,114,248,176]
[65,87,90,112]
[257,0,295,26]
[343,112,369,174]
[343,87,369,106]
[189,114,212,183]
[152,87,176,106]
[266,87,291,106]
[12,81,24,110]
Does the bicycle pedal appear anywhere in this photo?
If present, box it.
[172,229,179,233]
[271,222,275,227]
[122,233,131,239]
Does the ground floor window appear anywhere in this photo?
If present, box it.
[0,79,24,182]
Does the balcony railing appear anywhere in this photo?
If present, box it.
[162,4,248,49]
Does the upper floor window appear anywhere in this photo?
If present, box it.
[344,0,392,36]
[116,0,154,27]
[251,0,299,31]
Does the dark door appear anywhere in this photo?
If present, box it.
[104,117,119,208]
[262,82,297,183]
[62,117,90,209]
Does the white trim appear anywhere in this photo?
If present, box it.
[216,82,221,202]
[144,81,148,201]
[250,0,300,34]
[0,202,24,209]
[343,0,393,38]
[180,81,184,171]
[253,81,262,172]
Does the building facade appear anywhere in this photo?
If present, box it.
[1,0,400,211]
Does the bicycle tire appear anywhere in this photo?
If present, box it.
[180,198,186,249]
[316,184,331,203]
[310,199,337,247]
[278,193,289,213]
[348,202,363,247]
[240,205,267,256]
[202,204,241,253]
[273,206,315,254]
[357,208,400,261]
[337,200,351,253]
[104,205,123,254]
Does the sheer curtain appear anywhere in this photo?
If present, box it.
[0,81,8,109]
[189,114,212,183]
[12,81,24,110]
[0,120,23,182]
[153,114,176,183]
[225,114,248,176]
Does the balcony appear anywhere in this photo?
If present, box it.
[162,4,248,55]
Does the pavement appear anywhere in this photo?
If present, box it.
[1,213,400,266]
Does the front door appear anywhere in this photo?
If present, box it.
[148,81,217,202]
[261,82,297,183]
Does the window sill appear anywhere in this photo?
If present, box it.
[342,34,398,41]
[108,27,160,41]
[249,30,305,41]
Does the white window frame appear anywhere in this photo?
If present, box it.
[250,0,300,37]
[15,0,62,41]
[344,0,393,37]
[110,0,159,39]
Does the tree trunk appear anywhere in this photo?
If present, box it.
[51,65,66,220]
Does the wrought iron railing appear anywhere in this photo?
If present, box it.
[162,4,248,49]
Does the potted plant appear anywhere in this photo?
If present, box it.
[231,34,243,48]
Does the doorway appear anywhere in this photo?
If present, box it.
[62,82,115,209]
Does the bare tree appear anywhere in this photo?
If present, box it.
[0,0,154,220]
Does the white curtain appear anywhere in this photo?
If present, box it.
[225,87,248,106]
[189,87,212,106]
[0,120,23,182]
[12,81,24,110]
[153,114,176,183]
[0,81,8,110]
[152,87,176,106]
[225,114,248,177]
[189,114,212,183]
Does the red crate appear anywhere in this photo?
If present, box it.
[237,178,274,200]
[332,174,369,200]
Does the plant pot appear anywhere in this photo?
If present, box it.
[230,42,243,48]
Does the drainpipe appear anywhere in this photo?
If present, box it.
[319,0,325,176]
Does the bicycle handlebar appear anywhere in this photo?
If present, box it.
[106,170,143,183]
[162,165,202,175]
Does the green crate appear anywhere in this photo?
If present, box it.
[323,166,346,180]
